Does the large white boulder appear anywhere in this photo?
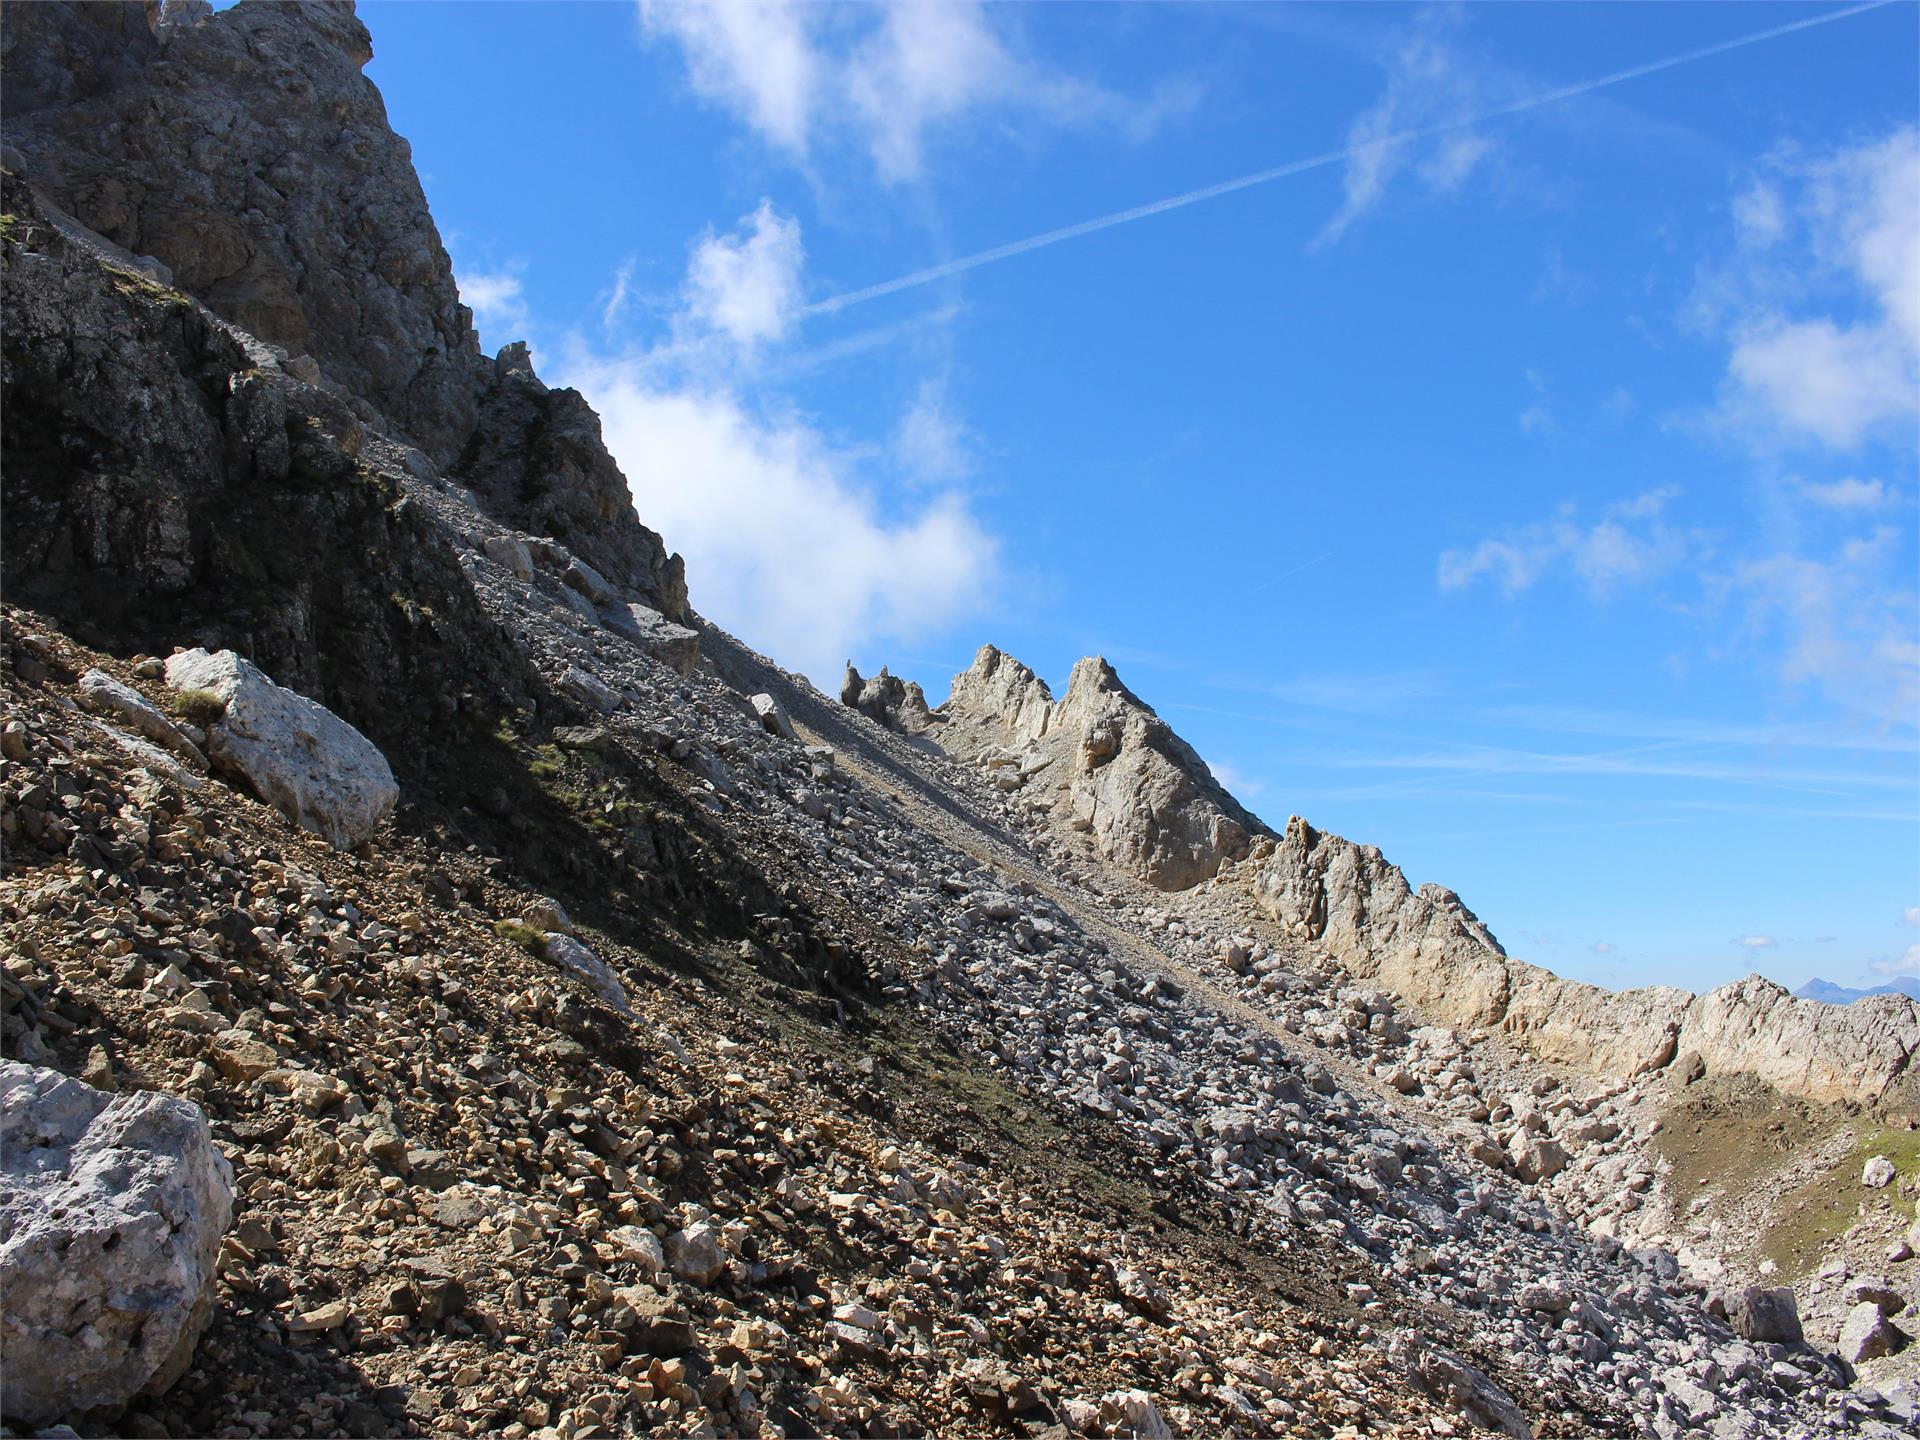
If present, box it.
[164,648,397,849]
[0,1062,235,1424]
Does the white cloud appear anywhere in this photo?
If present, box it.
[1712,128,1920,451]
[639,0,818,156]
[640,0,1191,184]
[601,259,638,332]
[539,206,997,689]
[457,268,530,348]
[1437,488,1686,597]
[1797,476,1888,510]
[1317,15,1499,246]
[1726,317,1912,450]
[1734,934,1778,949]
[846,1,1019,183]
[553,359,997,687]
[682,201,806,351]
[1904,906,1920,927]
[1590,941,1615,955]
[894,379,974,485]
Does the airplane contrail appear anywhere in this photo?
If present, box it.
[803,1,1889,318]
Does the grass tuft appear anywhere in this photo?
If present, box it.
[492,919,549,961]
[171,688,227,726]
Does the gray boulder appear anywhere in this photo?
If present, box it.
[1725,1285,1804,1345]
[482,534,534,580]
[1840,1301,1910,1364]
[0,1061,234,1424]
[608,603,700,676]
[165,648,398,850]
[1389,1331,1533,1438]
[558,663,620,716]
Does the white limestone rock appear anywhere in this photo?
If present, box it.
[164,648,396,849]
[751,692,796,742]
[544,933,629,1013]
[0,1062,234,1424]
[77,668,206,771]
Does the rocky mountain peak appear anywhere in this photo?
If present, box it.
[937,646,1262,890]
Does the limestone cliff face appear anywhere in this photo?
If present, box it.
[1254,817,1920,1105]
[939,646,1262,890]
[1,0,686,618]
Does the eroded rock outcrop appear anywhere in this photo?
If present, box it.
[939,646,1262,890]
[1253,815,1920,1105]
[0,1061,234,1424]
[840,663,939,736]
[456,344,689,621]
[164,648,398,849]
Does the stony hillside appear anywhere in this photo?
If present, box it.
[3,5,1919,1439]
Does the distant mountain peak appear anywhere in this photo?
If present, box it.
[1795,976,1920,1005]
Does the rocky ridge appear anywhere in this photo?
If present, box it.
[2,4,1917,1438]
[938,645,1261,891]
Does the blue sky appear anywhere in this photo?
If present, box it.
[356,1,1918,997]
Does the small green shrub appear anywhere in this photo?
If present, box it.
[171,688,227,726]
[492,919,549,961]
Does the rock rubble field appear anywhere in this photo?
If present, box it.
[3,3,1918,1437]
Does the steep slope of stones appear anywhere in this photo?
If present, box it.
[4,3,1918,1436]
[939,646,1263,890]
[2,621,1467,1440]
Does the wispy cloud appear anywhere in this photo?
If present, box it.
[800,3,1884,316]
[1718,526,1919,728]
[1797,475,1892,510]
[1208,759,1267,801]
[1473,702,1919,755]
[893,378,975,485]
[601,259,639,332]
[639,0,1195,185]
[1734,934,1778,949]
[1437,487,1690,597]
[1315,8,1503,246]
[1869,943,1920,976]
[1313,741,1913,795]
